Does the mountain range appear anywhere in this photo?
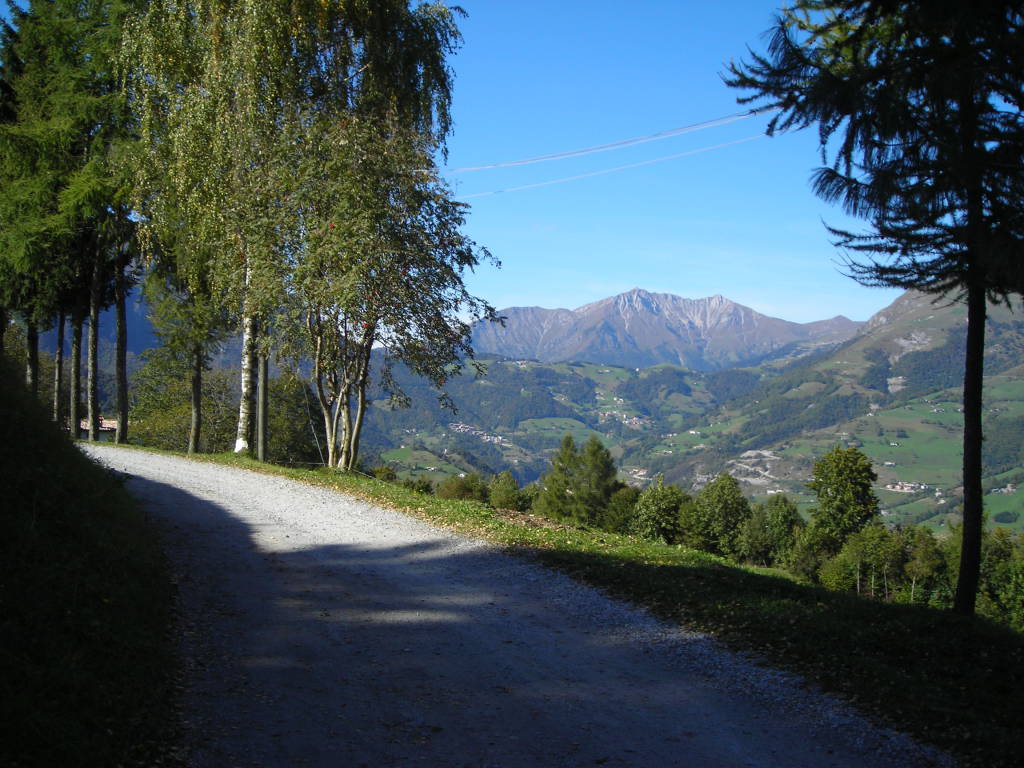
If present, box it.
[368,288,1024,533]
[471,288,863,371]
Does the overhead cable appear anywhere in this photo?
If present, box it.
[458,134,765,199]
[442,107,775,174]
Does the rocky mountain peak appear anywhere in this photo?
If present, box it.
[472,289,864,371]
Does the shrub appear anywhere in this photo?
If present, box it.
[436,472,489,502]
[631,477,687,544]
[488,471,524,510]
[600,485,640,533]
[401,475,434,494]
[371,465,398,482]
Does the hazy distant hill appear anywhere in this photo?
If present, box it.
[471,288,862,371]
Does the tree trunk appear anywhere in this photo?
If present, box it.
[53,313,65,425]
[256,354,268,461]
[345,380,369,472]
[24,321,39,397]
[316,389,341,469]
[0,306,7,355]
[234,313,256,454]
[114,257,129,443]
[953,281,986,615]
[338,386,353,469]
[70,317,83,439]
[188,343,203,454]
[87,258,102,442]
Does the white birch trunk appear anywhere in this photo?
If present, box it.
[235,312,256,453]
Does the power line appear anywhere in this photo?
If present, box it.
[442,107,775,174]
[458,134,765,199]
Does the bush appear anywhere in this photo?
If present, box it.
[401,475,434,494]
[436,472,489,502]
[371,465,398,482]
[631,477,687,544]
[488,471,524,510]
[600,485,640,533]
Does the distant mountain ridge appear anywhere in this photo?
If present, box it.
[471,288,862,371]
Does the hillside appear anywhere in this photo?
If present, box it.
[365,290,1024,533]
[51,284,1022,534]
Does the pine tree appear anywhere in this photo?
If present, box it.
[0,0,138,437]
[727,0,1024,614]
[534,434,587,523]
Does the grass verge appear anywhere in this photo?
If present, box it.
[201,450,1022,768]
[0,363,177,768]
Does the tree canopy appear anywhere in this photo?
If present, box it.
[806,445,879,544]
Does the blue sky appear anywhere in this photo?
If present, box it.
[443,0,905,322]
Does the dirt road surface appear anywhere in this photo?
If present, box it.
[84,444,951,768]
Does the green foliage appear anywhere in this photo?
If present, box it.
[807,445,879,544]
[266,373,323,467]
[785,523,835,584]
[488,470,524,511]
[401,475,435,495]
[738,494,804,567]
[129,347,236,453]
[0,359,174,766]
[533,434,588,523]
[702,368,760,403]
[983,415,1024,475]
[821,524,904,599]
[617,367,693,418]
[997,560,1024,633]
[689,473,751,558]
[890,332,967,401]
[0,0,134,336]
[533,434,619,525]
[436,472,488,503]
[902,526,946,604]
[630,476,687,544]
[600,485,640,534]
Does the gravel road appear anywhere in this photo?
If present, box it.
[83,444,953,768]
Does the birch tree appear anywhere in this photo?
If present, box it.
[125,0,463,455]
[281,116,495,470]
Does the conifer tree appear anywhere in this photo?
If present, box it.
[534,434,619,525]
[727,0,1024,614]
[0,0,138,438]
[534,434,586,523]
